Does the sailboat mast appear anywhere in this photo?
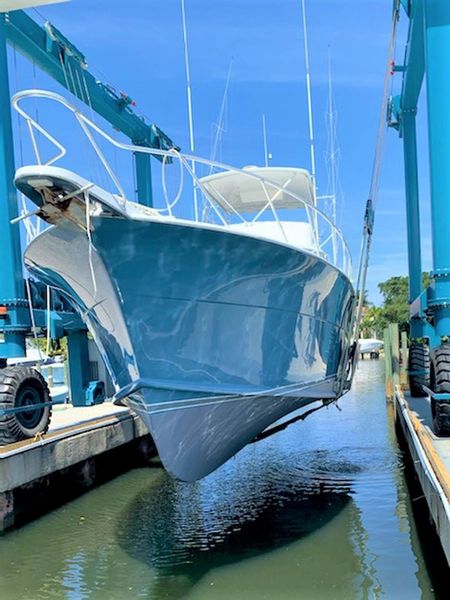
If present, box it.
[300,0,317,206]
[181,0,198,221]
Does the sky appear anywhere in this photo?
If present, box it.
[7,0,434,305]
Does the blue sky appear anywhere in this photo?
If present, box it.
[8,0,434,304]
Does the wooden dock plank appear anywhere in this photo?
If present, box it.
[395,386,450,565]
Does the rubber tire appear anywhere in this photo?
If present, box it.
[0,366,52,445]
[430,344,450,437]
[408,342,430,397]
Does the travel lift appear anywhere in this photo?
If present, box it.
[0,1,176,442]
[388,0,450,435]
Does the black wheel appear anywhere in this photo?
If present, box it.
[408,342,430,397]
[0,366,52,445]
[430,344,450,436]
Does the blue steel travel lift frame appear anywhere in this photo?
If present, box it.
[388,0,450,435]
[0,9,176,441]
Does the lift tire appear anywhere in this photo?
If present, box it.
[430,344,450,437]
[431,400,450,437]
[0,366,52,445]
[408,342,430,397]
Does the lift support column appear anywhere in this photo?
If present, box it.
[0,14,26,361]
[134,151,153,207]
[402,108,424,339]
[424,0,450,339]
[0,8,177,399]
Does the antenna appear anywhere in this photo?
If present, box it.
[262,114,269,167]
[180,0,199,221]
[210,57,233,169]
[300,0,317,205]
[326,46,338,264]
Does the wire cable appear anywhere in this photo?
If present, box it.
[353,0,402,343]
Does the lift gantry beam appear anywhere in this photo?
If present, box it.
[5,10,177,197]
[399,0,425,111]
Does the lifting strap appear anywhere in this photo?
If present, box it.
[353,0,401,341]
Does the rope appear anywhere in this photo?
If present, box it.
[353,0,401,340]
[45,285,52,358]
[13,45,40,242]
[79,66,108,190]
[161,149,184,215]
[84,190,98,300]
[25,278,45,364]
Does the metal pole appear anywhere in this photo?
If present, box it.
[327,46,338,265]
[0,14,26,359]
[300,0,318,238]
[180,0,198,222]
[424,0,450,340]
[300,0,316,191]
[402,109,423,339]
[134,151,153,207]
[262,114,269,168]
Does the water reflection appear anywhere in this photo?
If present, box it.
[0,361,447,599]
[117,458,355,598]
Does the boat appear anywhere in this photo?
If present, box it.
[358,339,383,359]
[12,87,355,481]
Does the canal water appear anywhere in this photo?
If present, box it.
[0,361,448,599]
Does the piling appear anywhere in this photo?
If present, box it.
[384,326,393,400]
[389,323,400,389]
[400,330,408,386]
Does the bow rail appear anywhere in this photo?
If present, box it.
[12,89,352,278]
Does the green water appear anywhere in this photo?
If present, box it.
[0,362,448,599]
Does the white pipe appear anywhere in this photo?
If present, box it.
[301,0,316,193]
[300,0,319,247]
[327,46,338,265]
[181,0,199,221]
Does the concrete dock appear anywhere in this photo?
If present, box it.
[0,402,156,532]
[395,386,450,564]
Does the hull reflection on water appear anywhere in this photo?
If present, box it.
[116,457,357,598]
[0,363,446,599]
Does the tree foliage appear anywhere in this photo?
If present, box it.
[360,273,431,338]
